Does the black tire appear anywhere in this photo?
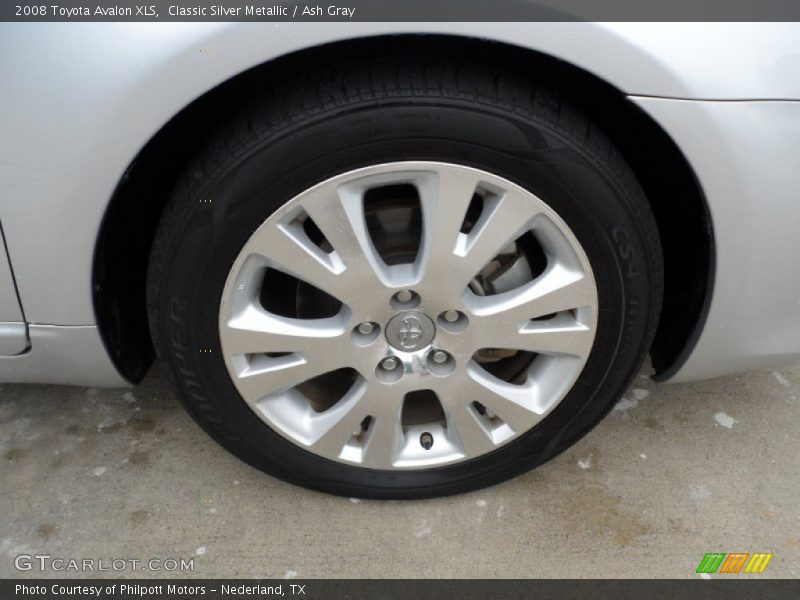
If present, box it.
[146,50,663,499]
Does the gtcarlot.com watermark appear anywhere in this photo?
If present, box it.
[14,554,194,572]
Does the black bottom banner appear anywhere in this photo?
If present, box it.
[2,579,800,600]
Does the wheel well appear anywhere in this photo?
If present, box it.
[93,34,713,383]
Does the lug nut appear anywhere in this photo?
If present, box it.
[375,356,403,384]
[431,350,448,364]
[395,289,413,303]
[357,322,374,335]
[443,310,459,323]
[381,357,399,370]
[438,310,468,334]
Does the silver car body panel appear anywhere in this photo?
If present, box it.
[0,325,127,386]
[0,22,799,385]
[631,97,800,382]
[0,223,28,355]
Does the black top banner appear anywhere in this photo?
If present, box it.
[3,0,800,22]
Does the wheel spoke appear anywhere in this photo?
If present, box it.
[466,263,595,322]
[308,380,370,456]
[464,362,544,432]
[300,187,391,291]
[417,167,482,283]
[443,400,497,456]
[450,189,542,288]
[248,222,351,303]
[361,404,402,469]
[235,353,344,403]
[474,317,594,359]
[222,304,345,355]
[515,320,594,358]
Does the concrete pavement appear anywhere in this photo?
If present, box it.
[1,361,798,578]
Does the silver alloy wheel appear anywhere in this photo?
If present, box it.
[219,162,598,469]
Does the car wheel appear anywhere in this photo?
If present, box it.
[147,52,663,498]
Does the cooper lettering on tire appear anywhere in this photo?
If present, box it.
[147,50,663,498]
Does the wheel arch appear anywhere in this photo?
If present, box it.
[93,34,713,383]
